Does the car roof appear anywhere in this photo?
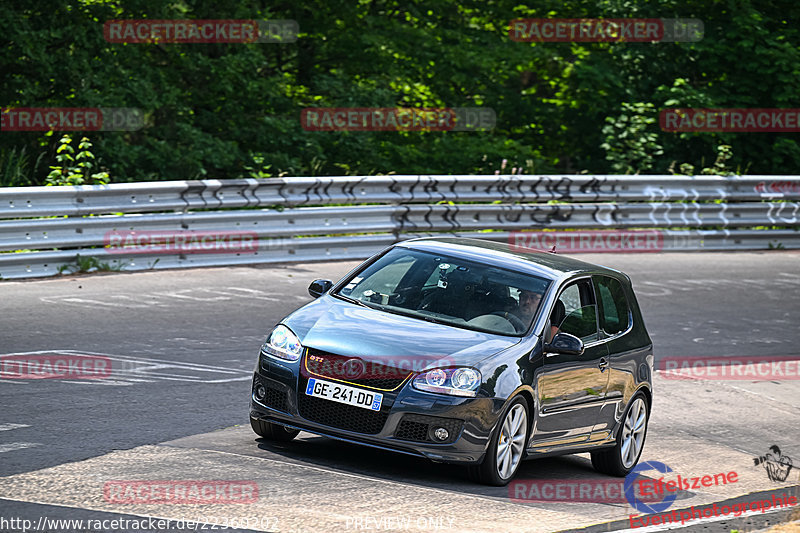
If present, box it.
[397,236,624,281]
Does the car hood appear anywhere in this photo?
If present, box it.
[282,295,520,368]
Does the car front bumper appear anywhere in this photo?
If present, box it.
[249,359,501,465]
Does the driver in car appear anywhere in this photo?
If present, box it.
[505,289,542,332]
[507,289,563,340]
[517,290,541,320]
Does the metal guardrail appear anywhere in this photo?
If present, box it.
[2,175,799,219]
[0,175,798,279]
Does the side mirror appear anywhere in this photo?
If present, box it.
[544,332,584,356]
[308,279,333,298]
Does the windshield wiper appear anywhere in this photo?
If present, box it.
[334,294,378,309]
[386,307,450,326]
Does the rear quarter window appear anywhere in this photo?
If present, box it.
[594,276,631,336]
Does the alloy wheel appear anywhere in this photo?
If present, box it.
[620,397,647,468]
[496,403,527,479]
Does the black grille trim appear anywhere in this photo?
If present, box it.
[252,375,289,413]
[297,389,389,435]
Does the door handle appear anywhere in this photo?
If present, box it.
[598,358,609,372]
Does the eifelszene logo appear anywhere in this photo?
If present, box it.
[625,461,740,514]
[624,461,678,514]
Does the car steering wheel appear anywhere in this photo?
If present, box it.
[491,311,526,333]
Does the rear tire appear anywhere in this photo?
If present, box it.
[250,417,300,442]
[468,396,529,486]
[591,393,648,476]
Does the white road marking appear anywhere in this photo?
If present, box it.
[0,350,252,384]
[40,297,137,308]
[213,287,281,301]
[723,384,799,416]
[58,380,135,386]
[158,288,232,302]
[0,423,30,431]
[40,286,282,309]
[634,281,673,297]
[0,442,42,453]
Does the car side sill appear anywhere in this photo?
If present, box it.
[525,440,616,458]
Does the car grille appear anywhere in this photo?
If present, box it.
[394,414,463,444]
[304,348,410,391]
[252,375,289,413]
[297,390,389,434]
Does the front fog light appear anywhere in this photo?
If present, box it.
[255,384,266,400]
[433,427,449,441]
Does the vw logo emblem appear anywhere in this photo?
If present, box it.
[342,358,365,379]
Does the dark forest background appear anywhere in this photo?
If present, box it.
[2,0,799,185]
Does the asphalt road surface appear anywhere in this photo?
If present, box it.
[1,251,799,532]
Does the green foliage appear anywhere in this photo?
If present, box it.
[1,0,800,182]
[57,254,122,274]
[669,145,741,176]
[601,103,663,174]
[0,146,46,187]
[46,135,110,186]
[243,154,274,179]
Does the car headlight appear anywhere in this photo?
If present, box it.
[261,325,303,362]
[412,367,481,397]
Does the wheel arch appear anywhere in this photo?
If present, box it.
[634,384,652,418]
[503,385,537,436]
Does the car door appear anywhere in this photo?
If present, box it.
[590,274,640,442]
[531,278,610,448]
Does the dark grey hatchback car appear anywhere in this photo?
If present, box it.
[249,237,653,485]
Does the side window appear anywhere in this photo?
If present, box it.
[561,306,598,341]
[594,276,631,336]
[558,284,582,317]
[552,279,599,343]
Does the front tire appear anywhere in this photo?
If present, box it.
[250,417,300,442]
[469,396,529,486]
[592,394,648,476]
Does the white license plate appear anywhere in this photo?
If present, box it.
[305,378,383,411]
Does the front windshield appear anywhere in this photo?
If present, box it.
[334,247,551,336]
